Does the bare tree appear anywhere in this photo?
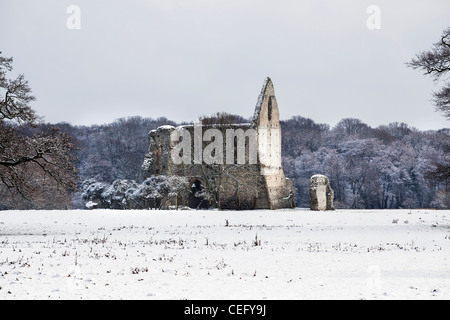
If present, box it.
[0,52,78,204]
[334,118,370,137]
[199,112,249,126]
[195,112,263,210]
[407,26,450,119]
[406,28,450,201]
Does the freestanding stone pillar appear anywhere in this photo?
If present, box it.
[309,174,335,211]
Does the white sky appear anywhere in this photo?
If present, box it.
[1,0,449,130]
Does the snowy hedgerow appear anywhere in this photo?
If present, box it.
[134,175,190,209]
[81,176,191,210]
[101,179,139,209]
[81,178,109,209]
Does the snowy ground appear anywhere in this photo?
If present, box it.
[0,208,449,300]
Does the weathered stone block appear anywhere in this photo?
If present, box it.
[309,174,335,211]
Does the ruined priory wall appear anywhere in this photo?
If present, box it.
[142,123,273,209]
[142,77,296,210]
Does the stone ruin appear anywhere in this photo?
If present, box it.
[309,174,335,211]
[142,77,295,210]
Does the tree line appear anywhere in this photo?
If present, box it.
[2,113,447,210]
[281,116,448,209]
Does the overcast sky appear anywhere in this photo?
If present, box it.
[1,0,449,130]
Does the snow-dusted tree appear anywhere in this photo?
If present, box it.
[133,175,190,209]
[164,176,191,209]
[81,178,109,209]
[72,116,178,184]
[101,179,139,209]
[199,112,249,126]
[281,116,329,155]
[0,52,78,207]
[334,118,371,137]
[197,163,264,210]
[407,26,450,119]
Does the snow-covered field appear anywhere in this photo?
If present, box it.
[0,208,449,300]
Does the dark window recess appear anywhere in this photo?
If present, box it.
[268,96,273,121]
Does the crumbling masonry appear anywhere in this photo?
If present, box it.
[142,78,295,210]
